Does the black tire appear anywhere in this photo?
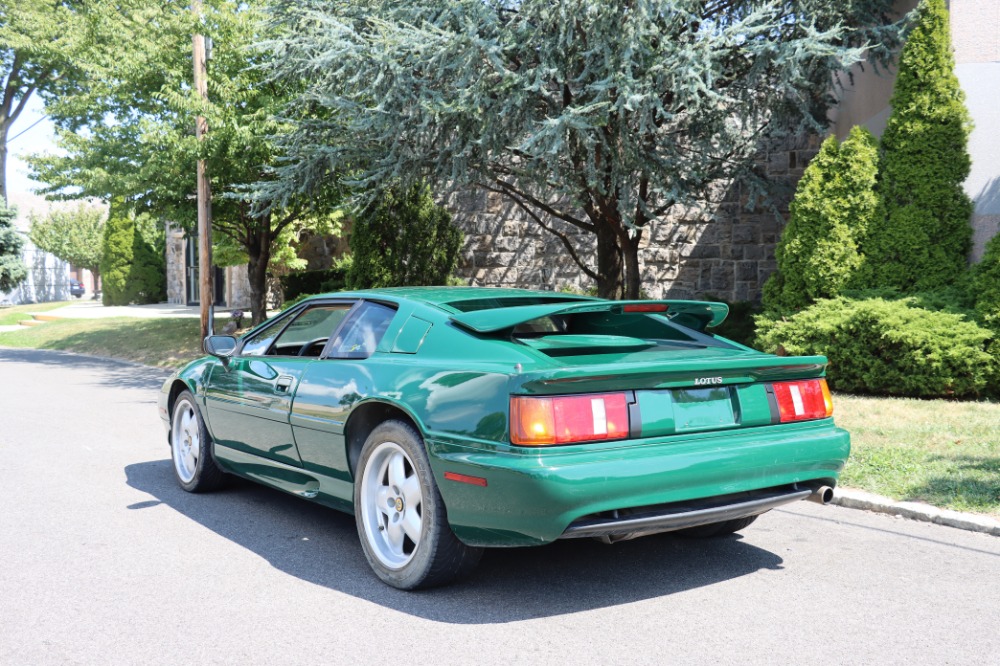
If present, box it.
[354,420,482,590]
[673,514,759,538]
[169,390,226,493]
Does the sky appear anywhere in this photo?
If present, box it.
[6,94,58,200]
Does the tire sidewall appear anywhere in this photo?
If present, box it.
[354,420,444,590]
[170,391,217,493]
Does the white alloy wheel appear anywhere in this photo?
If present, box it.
[359,441,423,568]
[169,390,225,493]
[172,397,201,484]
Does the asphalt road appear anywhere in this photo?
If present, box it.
[2,347,998,666]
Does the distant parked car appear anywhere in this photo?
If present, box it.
[69,280,86,298]
[159,287,849,589]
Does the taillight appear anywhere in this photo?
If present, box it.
[772,379,833,422]
[511,393,630,446]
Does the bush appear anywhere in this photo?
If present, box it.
[973,232,1000,332]
[347,183,462,289]
[100,207,134,306]
[0,202,27,293]
[755,296,997,398]
[863,0,973,291]
[763,126,879,311]
[280,265,349,302]
[101,205,165,305]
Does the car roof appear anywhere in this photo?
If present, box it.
[323,286,600,309]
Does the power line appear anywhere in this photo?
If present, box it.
[5,116,47,145]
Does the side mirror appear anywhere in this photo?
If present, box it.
[204,335,238,358]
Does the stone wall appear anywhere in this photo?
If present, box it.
[448,134,821,303]
[165,223,186,305]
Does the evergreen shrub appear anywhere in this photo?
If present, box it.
[755,296,996,398]
[973,233,1000,332]
[101,208,134,306]
[347,184,461,290]
[863,0,973,291]
[0,202,27,293]
[763,126,879,312]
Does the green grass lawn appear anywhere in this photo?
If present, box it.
[0,301,77,326]
[834,393,1000,518]
[0,315,236,368]
[1,314,997,517]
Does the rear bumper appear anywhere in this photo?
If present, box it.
[428,420,849,547]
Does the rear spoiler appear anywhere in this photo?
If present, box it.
[449,300,729,334]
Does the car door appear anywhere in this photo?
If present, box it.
[204,301,355,466]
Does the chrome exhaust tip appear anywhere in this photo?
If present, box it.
[806,485,835,505]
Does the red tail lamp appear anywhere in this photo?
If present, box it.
[511,393,630,446]
[772,379,833,422]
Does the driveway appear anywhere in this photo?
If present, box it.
[1,348,998,665]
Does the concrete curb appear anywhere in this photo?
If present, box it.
[834,488,1000,537]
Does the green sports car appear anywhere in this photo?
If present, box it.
[158,287,849,589]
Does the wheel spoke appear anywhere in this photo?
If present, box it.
[184,447,197,474]
[376,485,392,513]
[385,517,405,553]
[402,509,421,545]
[387,452,406,490]
[400,474,420,506]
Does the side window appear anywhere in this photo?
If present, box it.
[329,301,397,359]
[271,305,352,356]
[241,304,352,357]
[240,319,287,357]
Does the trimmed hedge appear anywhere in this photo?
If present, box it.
[756,296,997,398]
[973,232,1000,333]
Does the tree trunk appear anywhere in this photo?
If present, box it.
[90,266,101,299]
[594,222,623,299]
[0,139,8,204]
[622,232,642,300]
[246,224,272,325]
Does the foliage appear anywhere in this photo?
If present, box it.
[0,0,93,199]
[973,233,1000,333]
[763,126,879,311]
[25,1,343,324]
[28,204,105,283]
[704,297,761,349]
[264,0,901,299]
[863,0,973,292]
[0,200,26,292]
[100,207,134,306]
[281,265,350,302]
[347,184,462,290]
[100,205,164,305]
[756,296,997,398]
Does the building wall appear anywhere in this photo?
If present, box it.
[450,134,820,302]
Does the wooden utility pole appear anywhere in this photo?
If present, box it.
[193,0,213,342]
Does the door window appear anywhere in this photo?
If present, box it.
[241,304,353,357]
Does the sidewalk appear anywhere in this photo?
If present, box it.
[33,301,234,319]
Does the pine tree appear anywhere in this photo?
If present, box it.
[0,201,27,293]
[865,0,973,291]
[764,126,880,311]
[100,205,135,306]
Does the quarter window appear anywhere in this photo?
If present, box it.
[329,301,396,359]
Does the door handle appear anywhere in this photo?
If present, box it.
[275,375,294,393]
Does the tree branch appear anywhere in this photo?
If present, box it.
[490,178,596,233]
[479,181,599,282]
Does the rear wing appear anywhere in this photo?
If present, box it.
[449,300,729,334]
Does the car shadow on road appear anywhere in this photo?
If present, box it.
[126,459,784,623]
[0,348,171,391]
